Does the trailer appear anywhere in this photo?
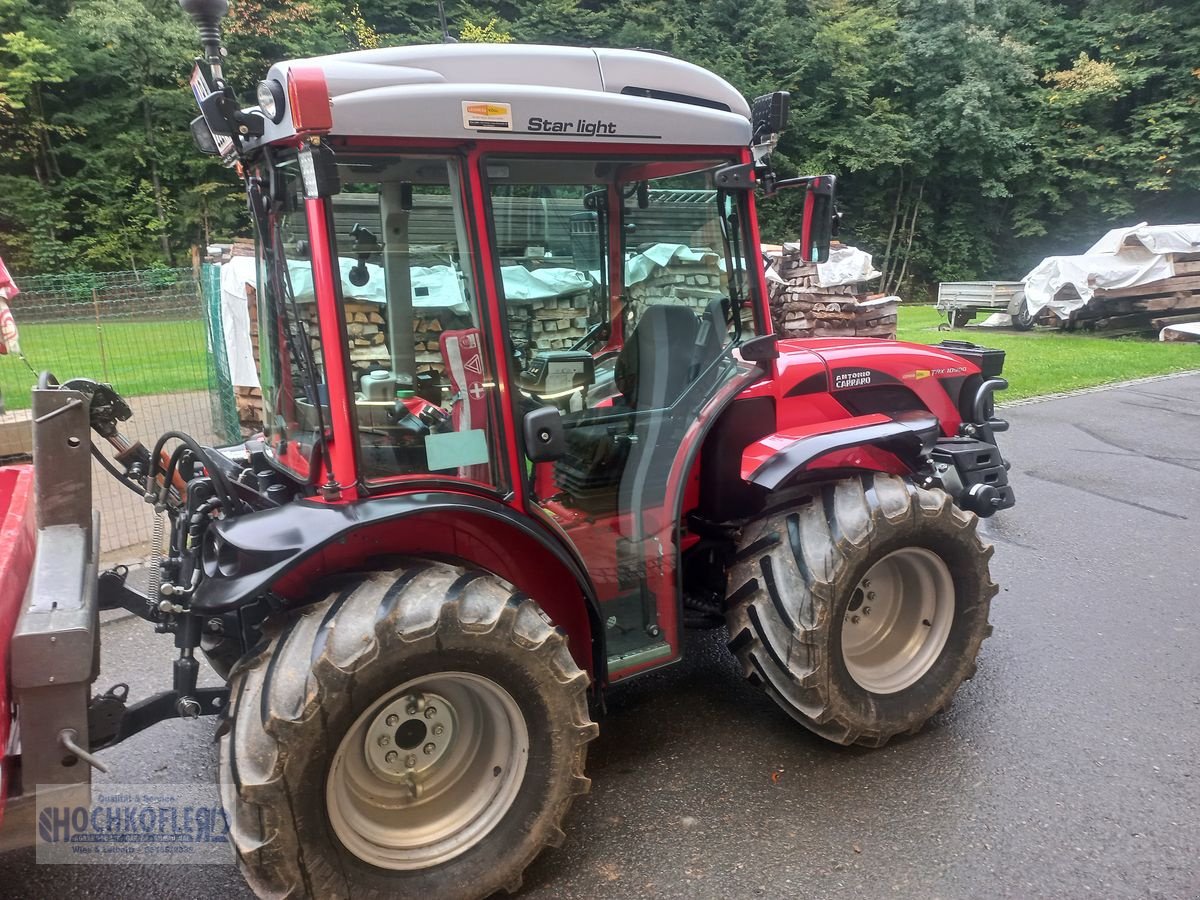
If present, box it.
[937,281,1035,330]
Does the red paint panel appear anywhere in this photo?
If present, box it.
[0,465,35,821]
[464,147,526,511]
[740,414,891,480]
[306,198,359,498]
[805,445,909,475]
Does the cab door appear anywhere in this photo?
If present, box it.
[483,154,763,680]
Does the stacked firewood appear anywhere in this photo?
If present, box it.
[766,242,897,339]
[627,255,725,325]
[412,310,473,376]
[507,294,593,351]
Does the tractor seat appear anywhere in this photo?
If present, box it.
[614,304,701,410]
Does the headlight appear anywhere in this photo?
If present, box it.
[256,79,286,123]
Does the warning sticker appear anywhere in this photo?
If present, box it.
[462,101,513,131]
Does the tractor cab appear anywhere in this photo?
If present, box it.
[202,43,824,679]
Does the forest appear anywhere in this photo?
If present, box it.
[1,0,1197,297]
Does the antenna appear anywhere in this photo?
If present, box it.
[436,0,454,43]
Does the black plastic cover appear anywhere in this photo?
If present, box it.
[936,340,1006,378]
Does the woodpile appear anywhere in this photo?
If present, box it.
[1070,254,1200,336]
[412,309,472,376]
[766,242,898,339]
[507,293,593,351]
[627,254,725,324]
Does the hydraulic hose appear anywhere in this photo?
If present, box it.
[147,430,241,514]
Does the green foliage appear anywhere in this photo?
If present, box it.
[459,18,512,43]
[0,0,1196,295]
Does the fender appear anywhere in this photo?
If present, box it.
[191,491,604,677]
[742,411,940,491]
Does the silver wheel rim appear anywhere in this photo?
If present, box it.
[326,671,529,870]
[841,547,955,694]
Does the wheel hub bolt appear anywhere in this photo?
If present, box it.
[432,724,444,736]
[384,750,398,764]
[863,606,871,615]
[378,735,391,747]
[405,754,417,768]
[851,615,861,624]
[424,706,437,719]
[385,714,399,727]
[423,742,436,755]
[867,591,876,600]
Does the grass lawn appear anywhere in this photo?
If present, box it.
[0,319,211,412]
[896,305,1200,402]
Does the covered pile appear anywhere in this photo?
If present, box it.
[1021,223,1200,338]
[765,242,899,339]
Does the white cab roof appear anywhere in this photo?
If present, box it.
[254,44,753,149]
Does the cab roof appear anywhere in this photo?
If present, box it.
[253,44,754,149]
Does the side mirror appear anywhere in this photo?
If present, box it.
[523,406,565,463]
[799,175,836,263]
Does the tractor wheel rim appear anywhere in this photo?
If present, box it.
[841,547,955,695]
[326,671,529,870]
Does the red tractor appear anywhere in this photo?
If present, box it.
[0,1,1014,896]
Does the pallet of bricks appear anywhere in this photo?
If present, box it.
[766,242,897,339]
[1071,253,1200,339]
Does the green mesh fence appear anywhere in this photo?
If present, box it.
[0,266,244,556]
[202,263,242,443]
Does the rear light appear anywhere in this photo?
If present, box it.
[286,66,332,134]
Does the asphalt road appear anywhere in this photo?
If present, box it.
[2,372,1199,899]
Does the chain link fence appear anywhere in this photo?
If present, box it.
[0,266,241,559]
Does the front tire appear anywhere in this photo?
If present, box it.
[725,475,997,748]
[220,560,597,899]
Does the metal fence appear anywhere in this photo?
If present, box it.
[0,266,240,558]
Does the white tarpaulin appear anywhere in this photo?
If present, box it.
[1022,222,1200,318]
[625,243,719,285]
[218,257,261,388]
[816,244,880,288]
[763,243,880,288]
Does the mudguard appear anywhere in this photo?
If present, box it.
[191,491,606,675]
[741,411,940,491]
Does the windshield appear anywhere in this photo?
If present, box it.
[485,156,759,413]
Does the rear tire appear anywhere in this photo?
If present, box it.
[725,475,997,748]
[220,560,597,899]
